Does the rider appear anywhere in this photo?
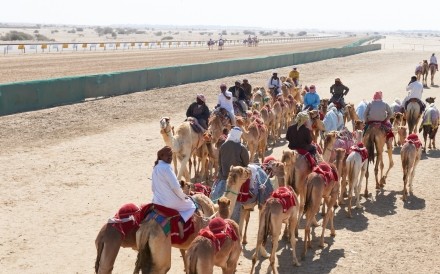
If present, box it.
[329,78,349,107]
[267,71,282,97]
[186,94,210,131]
[323,103,344,131]
[288,66,300,86]
[390,98,403,114]
[430,53,438,71]
[402,76,425,112]
[286,111,317,159]
[228,80,248,114]
[241,79,253,105]
[152,146,196,223]
[363,91,393,133]
[217,83,236,126]
[303,84,320,110]
[356,99,369,122]
[415,62,423,75]
[210,127,250,202]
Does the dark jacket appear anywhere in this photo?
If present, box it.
[218,141,249,180]
[330,83,349,98]
[286,124,314,152]
[241,83,253,100]
[228,86,247,101]
[186,102,210,122]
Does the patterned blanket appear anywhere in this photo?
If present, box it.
[312,162,339,186]
[271,186,296,213]
[192,183,211,197]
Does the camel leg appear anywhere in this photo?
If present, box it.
[242,210,250,245]
[177,155,191,182]
[356,163,367,208]
[339,178,347,205]
[95,228,122,274]
[364,162,370,198]
[269,218,283,274]
[180,249,187,273]
[402,168,408,201]
[409,158,419,194]
[347,177,354,218]
[382,142,394,186]
[289,214,300,266]
[302,215,313,260]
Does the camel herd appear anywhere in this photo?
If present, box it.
[95,74,439,274]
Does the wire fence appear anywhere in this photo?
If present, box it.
[0,35,338,55]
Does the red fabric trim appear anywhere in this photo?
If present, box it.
[312,162,338,186]
[405,134,422,149]
[271,186,295,212]
[110,203,142,240]
[193,183,211,197]
[198,222,238,252]
[295,148,316,167]
[237,179,251,203]
[349,144,369,162]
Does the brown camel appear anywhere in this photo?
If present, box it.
[271,161,286,188]
[345,144,368,218]
[238,119,268,163]
[260,104,276,144]
[95,194,214,274]
[400,134,422,201]
[207,110,232,145]
[134,195,216,274]
[405,100,421,134]
[159,117,205,181]
[322,131,338,162]
[420,98,439,152]
[185,218,241,274]
[363,124,394,194]
[319,99,329,117]
[271,98,283,140]
[392,112,404,147]
[354,120,365,131]
[252,87,267,111]
[421,60,429,87]
[302,164,340,259]
[343,103,358,130]
[251,187,301,274]
[217,197,231,219]
[429,63,437,86]
[335,148,348,206]
[397,126,407,147]
[309,110,326,145]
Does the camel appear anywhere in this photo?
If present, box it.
[343,103,359,131]
[319,99,329,117]
[405,100,421,133]
[302,163,340,259]
[335,148,348,206]
[189,143,210,181]
[260,104,276,143]
[363,123,394,193]
[271,98,283,141]
[420,101,439,152]
[252,87,268,111]
[185,218,241,274]
[159,117,205,181]
[271,161,286,188]
[322,131,338,162]
[392,112,404,147]
[400,134,422,201]
[345,143,368,218]
[277,96,290,131]
[397,126,408,147]
[217,197,231,219]
[421,60,429,87]
[237,119,268,163]
[309,110,326,145]
[207,110,233,145]
[430,63,437,86]
[134,194,216,274]
[354,120,365,131]
[95,193,214,274]
[250,187,301,274]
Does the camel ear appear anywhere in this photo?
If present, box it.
[230,166,233,171]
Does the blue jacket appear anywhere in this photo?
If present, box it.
[304,92,320,110]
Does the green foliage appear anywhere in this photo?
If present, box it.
[76,27,84,32]
[161,36,174,40]
[243,30,255,35]
[0,31,34,41]
[67,29,76,33]
[34,34,50,41]
[95,27,113,36]
[297,31,307,36]
[154,31,163,36]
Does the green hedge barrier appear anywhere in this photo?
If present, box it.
[0,43,381,116]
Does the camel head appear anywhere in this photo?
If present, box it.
[345,103,355,113]
[159,117,171,130]
[426,97,436,104]
[354,120,365,130]
[179,180,192,195]
[280,76,287,82]
[321,99,329,107]
[353,130,363,143]
[308,109,320,120]
[271,161,285,177]
[398,126,408,146]
[281,150,296,168]
[394,112,404,124]
[217,197,231,219]
[324,131,338,150]
[227,166,251,190]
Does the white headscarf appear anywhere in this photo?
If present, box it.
[226,127,242,143]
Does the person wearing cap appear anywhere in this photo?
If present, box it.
[241,79,253,104]
[186,94,210,131]
[430,53,438,71]
[217,83,236,126]
[329,78,349,107]
[364,91,393,128]
[228,80,248,114]
[390,98,403,114]
[303,84,320,110]
[210,127,249,202]
[402,76,425,112]
[288,66,300,86]
[151,146,196,223]
[286,111,318,158]
[267,71,282,97]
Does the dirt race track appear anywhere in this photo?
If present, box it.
[1,36,440,274]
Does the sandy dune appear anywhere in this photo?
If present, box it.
[1,36,439,274]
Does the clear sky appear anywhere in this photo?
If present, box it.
[2,0,439,31]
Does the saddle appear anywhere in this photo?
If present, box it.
[271,186,296,213]
[198,218,238,251]
[187,117,204,134]
[108,203,144,239]
[312,162,339,186]
[349,143,368,162]
[191,183,212,197]
[294,148,317,167]
[262,156,277,178]
[365,121,394,140]
[405,134,422,149]
[213,108,232,126]
[237,178,252,203]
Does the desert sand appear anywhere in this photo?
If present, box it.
[1,35,440,274]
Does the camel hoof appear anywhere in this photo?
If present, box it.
[319,242,325,248]
[364,191,369,198]
[356,205,363,209]
[331,232,336,237]
[294,261,301,267]
[375,184,380,190]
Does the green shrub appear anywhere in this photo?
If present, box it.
[35,34,50,41]
[297,31,307,36]
[76,27,84,32]
[161,36,173,40]
[154,31,163,36]
[0,31,33,41]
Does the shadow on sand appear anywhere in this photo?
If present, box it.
[403,194,426,210]
[363,189,397,217]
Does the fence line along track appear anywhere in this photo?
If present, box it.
[1,35,338,55]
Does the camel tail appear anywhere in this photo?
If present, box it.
[408,109,417,133]
[366,134,375,163]
[187,245,199,274]
[94,240,104,274]
[303,177,314,214]
[134,229,152,274]
[347,159,356,189]
[262,204,272,245]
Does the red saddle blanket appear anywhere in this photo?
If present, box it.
[108,203,144,239]
[262,156,277,178]
[405,134,422,149]
[349,143,369,162]
[198,218,238,251]
[271,186,296,213]
[141,203,194,245]
[237,179,251,203]
[295,148,316,167]
[367,121,394,140]
[312,162,339,186]
[192,183,212,197]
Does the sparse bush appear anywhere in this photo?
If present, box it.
[95,27,113,36]
[154,31,163,36]
[297,31,307,36]
[67,29,76,33]
[76,27,84,32]
[280,31,285,36]
[34,30,39,34]
[243,30,255,35]
[51,30,59,34]
[161,36,174,40]
[0,31,33,41]
[135,30,146,34]
[35,34,50,41]
[111,32,117,38]
[173,32,179,35]
[221,30,227,35]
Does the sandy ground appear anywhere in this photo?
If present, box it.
[0,37,359,84]
[1,36,440,274]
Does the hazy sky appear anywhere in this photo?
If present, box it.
[3,0,439,31]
